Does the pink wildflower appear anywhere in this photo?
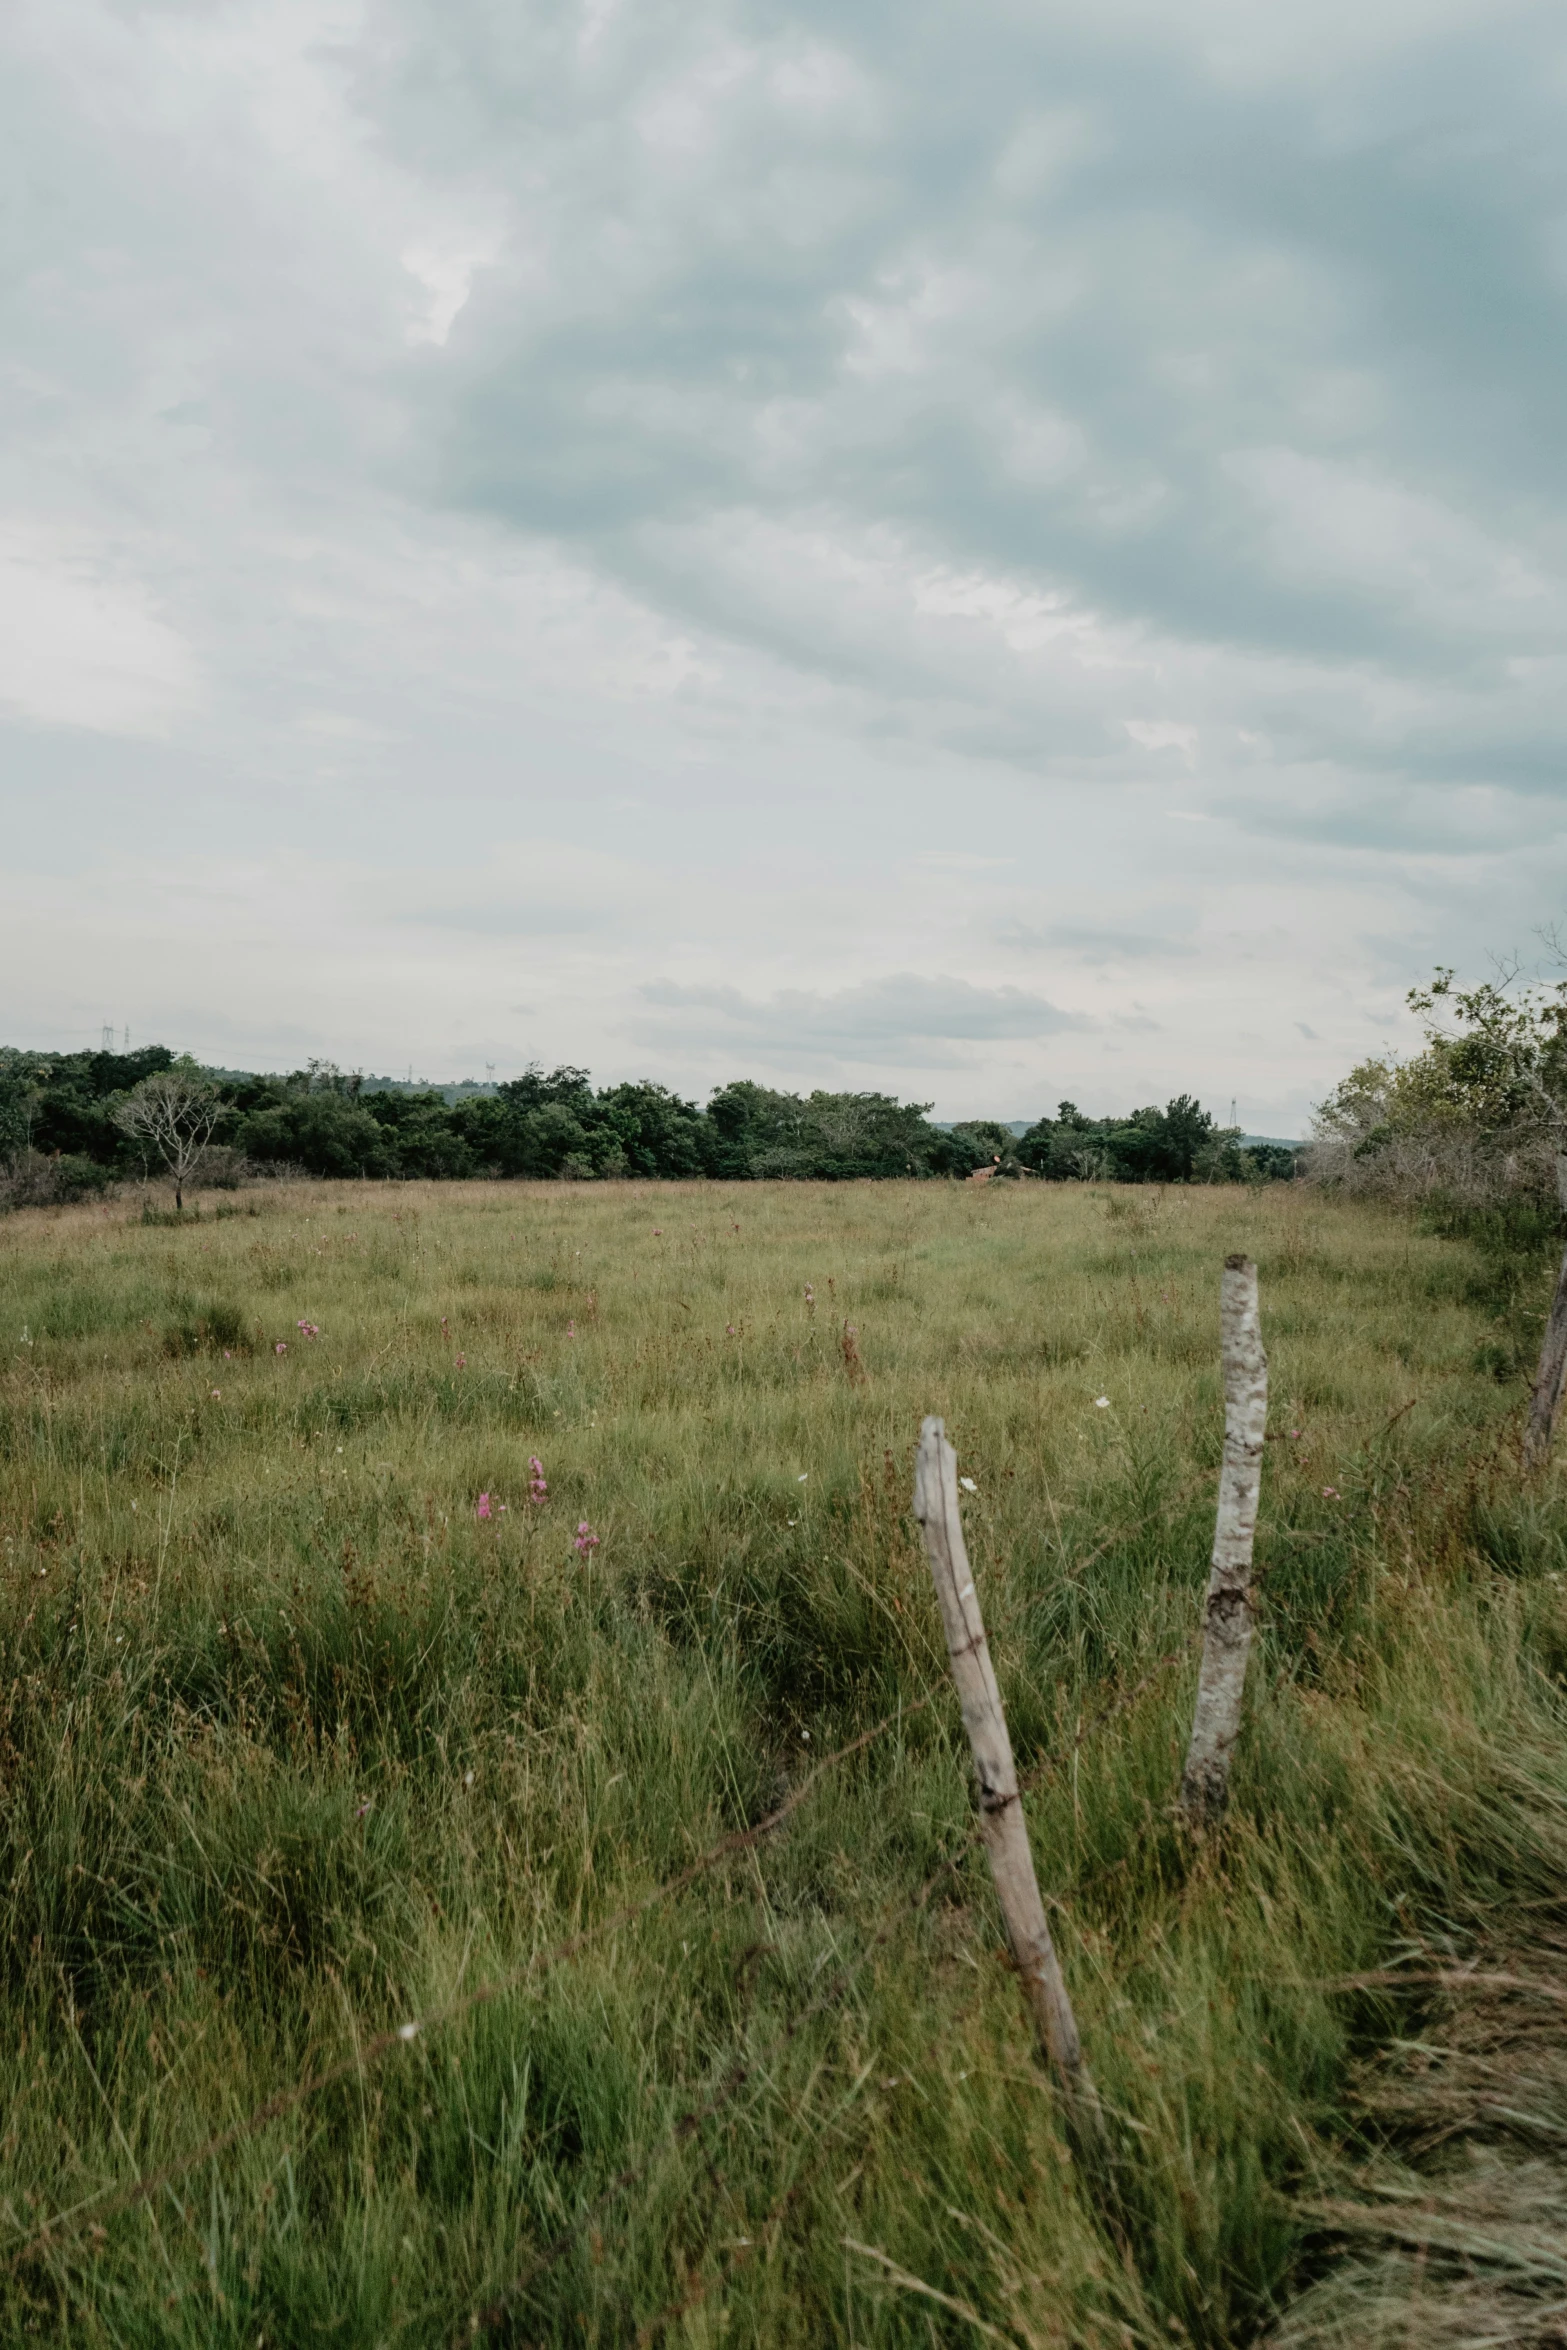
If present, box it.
[275,1340,287,1355]
[297,1320,320,1339]
[726,1324,736,1336]
[210,1388,221,1400]
[1322,1484,1340,1499]
[652,1228,663,1237]
[574,1521,601,1554]
[528,1455,547,1503]
[455,1353,466,1369]
[475,1493,492,1521]
[566,1319,576,1339]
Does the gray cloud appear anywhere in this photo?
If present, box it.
[1,0,1564,1127]
[637,974,1090,1069]
[999,921,1201,964]
[376,0,1567,748]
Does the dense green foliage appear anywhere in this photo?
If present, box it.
[1310,965,1567,1217]
[0,1044,176,1201]
[2,1048,1295,1195]
[0,1179,1563,2346]
[1018,1094,1297,1185]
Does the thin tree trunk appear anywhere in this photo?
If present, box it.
[1524,1154,1567,1473]
[912,1418,1095,2114]
[1178,1255,1269,1828]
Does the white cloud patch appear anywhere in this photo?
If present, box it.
[402,233,503,347]
[0,528,199,735]
[1125,720,1199,765]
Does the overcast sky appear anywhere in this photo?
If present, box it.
[5,0,1566,1130]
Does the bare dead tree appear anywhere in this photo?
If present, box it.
[113,1068,223,1211]
[1178,1256,1269,1828]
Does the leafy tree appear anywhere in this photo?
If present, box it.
[496,1065,596,1116]
[1151,1094,1212,1181]
[594,1082,707,1177]
[1311,965,1567,1212]
[0,1059,41,1166]
[0,1044,173,1169]
[364,1094,476,1178]
[926,1124,998,1177]
[505,1102,595,1178]
[705,1082,809,1176]
[706,1084,940,1178]
[799,1091,937,1178]
[229,1077,397,1178]
[1018,1096,1236,1184]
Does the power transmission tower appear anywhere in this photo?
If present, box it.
[101,1024,115,1050]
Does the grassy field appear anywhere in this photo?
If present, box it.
[0,1175,1564,2346]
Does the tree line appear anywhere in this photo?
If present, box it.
[0,1044,1298,1205]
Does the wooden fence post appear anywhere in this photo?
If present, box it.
[1178,1255,1269,1828]
[912,1418,1094,2109]
[1524,1154,1567,1473]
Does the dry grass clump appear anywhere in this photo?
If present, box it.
[1304,1122,1559,1215]
[1274,1939,1567,2348]
[0,1176,1563,2344]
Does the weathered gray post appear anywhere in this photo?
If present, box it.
[1179,1255,1268,1827]
[913,1418,1094,2110]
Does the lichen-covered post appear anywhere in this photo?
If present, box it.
[1178,1256,1269,1827]
[912,1418,1092,2105]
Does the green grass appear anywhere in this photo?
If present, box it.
[0,1176,1564,2345]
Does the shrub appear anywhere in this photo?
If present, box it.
[0,1150,116,1211]
[1307,969,1567,1219]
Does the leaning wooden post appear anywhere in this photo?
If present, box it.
[913,1417,1094,2110]
[1523,1153,1567,1473]
[1178,1255,1268,1828]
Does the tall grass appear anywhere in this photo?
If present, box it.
[0,1177,1563,2345]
